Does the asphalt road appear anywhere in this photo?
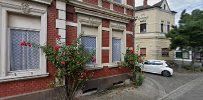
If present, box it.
[145,72,203,100]
[79,72,203,100]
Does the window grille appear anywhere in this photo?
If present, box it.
[10,29,40,71]
[112,38,121,62]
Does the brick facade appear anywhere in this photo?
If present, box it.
[66,0,135,80]
[113,5,124,13]
[0,0,135,98]
[102,30,110,47]
[126,34,134,47]
[66,5,77,23]
[66,26,77,45]
[102,50,109,63]
[127,0,134,6]
[126,9,133,16]
[102,1,110,9]
[83,0,98,5]
[0,1,57,97]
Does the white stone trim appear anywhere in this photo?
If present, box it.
[110,3,113,10]
[110,21,127,64]
[126,31,133,34]
[56,0,66,11]
[67,21,78,27]
[56,0,66,43]
[102,47,110,50]
[77,14,103,68]
[68,0,133,23]
[0,0,48,80]
[58,29,66,38]
[102,63,110,66]
[56,19,66,29]
[58,10,66,20]
[0,73,49,83]
[102,27,110,31]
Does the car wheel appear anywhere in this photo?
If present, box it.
[162,70,171,77]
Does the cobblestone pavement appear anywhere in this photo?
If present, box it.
[78,72,203,100]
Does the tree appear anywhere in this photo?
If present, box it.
[166,9,203,65]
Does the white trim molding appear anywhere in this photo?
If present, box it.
[67,21,78,27]
[68,0,133,23]
[102,27,110,31]
[0,0,48,81]
[0,73,49,83]
[56,0,66,43]
[77,14,103,69]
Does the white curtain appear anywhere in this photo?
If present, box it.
[10,29,40,71]
[112,38,121,62]
[81,36,96,64]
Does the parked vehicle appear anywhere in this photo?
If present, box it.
[141,60,173,77]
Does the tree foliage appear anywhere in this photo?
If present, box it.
[20,35,94,100]
[167,9,203,50]
[166,9,203,63]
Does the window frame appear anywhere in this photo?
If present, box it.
[112,37,122,62]
[161,23,164,33]
[8,27,41,73]
[111,29,125,65]
[162,48,169,57]
[0,5,48,82]
[140,23,147,33]
[175,51,190,59]
[81,35,97,66]
[167,22,170,33]
[140,48,146,57]
[79,24,101,69]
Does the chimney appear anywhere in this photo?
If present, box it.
[143,0,148,7]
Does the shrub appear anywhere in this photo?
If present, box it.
[19,34,94,100]
[123,49,144,86]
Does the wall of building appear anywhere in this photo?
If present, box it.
[0,0,56,97]
[135,9,157,34]
[135,6,175,60]
[0,0,135,98]
[66,0,135,90]
[155,9,175,33]
[135,8,175,34]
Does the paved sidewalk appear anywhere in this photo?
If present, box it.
[159,77,203,100]
[145,72,203,93]
[79,77,163,100]
[78,72,203,100]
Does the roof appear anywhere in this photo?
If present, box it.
[135,5,155,11]
[135,0,176,13]
[153,0,164,7]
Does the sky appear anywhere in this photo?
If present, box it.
[135,0,203,25]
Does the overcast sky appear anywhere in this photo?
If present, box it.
[135,0,203,25]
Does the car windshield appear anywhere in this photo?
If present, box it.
[144,61,163,65]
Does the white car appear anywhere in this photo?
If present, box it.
[141,60,173,77]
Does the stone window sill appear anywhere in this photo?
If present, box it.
[108,63,121,68]
[85,64,103,70]
[0,73,49,83]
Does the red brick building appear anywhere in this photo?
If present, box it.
[0,0,135,98]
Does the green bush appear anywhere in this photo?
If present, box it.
[135,73,145,86]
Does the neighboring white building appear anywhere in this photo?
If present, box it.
[134,0,176,60]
